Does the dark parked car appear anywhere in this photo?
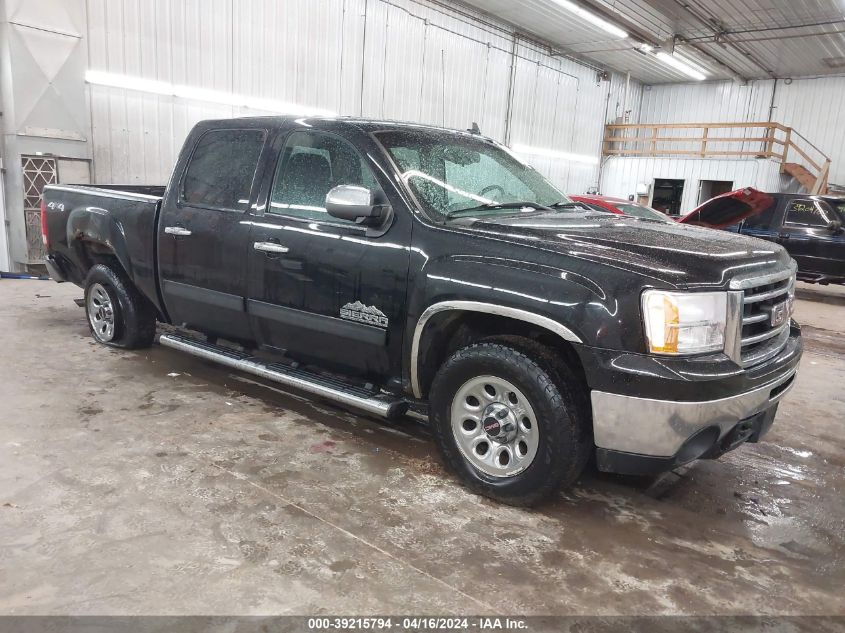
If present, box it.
[569,194,671,222]
[41,117,801,505]
[682,189,845,285]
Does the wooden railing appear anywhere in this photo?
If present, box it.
[603,122,832,194]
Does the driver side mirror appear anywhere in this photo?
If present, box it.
[827,220,843,234]
[325,185,387,226]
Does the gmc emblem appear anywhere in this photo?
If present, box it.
[770,300,788,327]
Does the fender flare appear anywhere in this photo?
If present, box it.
[410,300,583,399]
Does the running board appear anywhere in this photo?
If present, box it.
[158,333,406,419]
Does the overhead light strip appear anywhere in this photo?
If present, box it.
[512,143,599,165]
[551,0,628,39]
[85,70,337,117]
[654,52,708,81]
[673,51,710,77]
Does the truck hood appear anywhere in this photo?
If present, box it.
[465,210,788,287]
[678,187,775,228]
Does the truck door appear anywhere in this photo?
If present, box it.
[158,126,270,341]
[777,198,845,278]
[245,128,411,382]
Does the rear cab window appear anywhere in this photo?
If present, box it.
[182,128,267,210]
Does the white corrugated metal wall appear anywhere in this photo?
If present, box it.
[635,77,845,186]
[601,158,785,211]
[639,81,773,124]
[771,75,845,186]
[601,76,845,212]
[86,0,631,195]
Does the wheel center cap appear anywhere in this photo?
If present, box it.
[481,402,517,443]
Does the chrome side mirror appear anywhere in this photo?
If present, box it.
[326,185,382,224]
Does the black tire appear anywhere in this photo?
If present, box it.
[84,263,156,349]
[429,340,591,506]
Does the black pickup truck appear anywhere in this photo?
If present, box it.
[682,189,845,285]
[42,116,802,505]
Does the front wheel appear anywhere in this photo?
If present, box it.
[429,341,591,506]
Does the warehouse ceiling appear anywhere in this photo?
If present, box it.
[459,0,845,83]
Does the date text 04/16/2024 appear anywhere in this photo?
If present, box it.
[307,617,528,630]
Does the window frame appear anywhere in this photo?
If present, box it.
[178,127,268,213]
[265,129,385,231]
[783,198,833,229]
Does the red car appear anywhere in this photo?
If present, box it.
[570,195,671,222]
[678,187,775,228]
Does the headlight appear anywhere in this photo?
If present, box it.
[642,290,728,355]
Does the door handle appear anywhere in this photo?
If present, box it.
[253,241,289,254]
[164,226,192,236]
[778,232,790,241]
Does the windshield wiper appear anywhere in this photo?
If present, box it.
[445,201,552,219]
[549,201,590,211]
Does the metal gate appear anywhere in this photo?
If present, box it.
[21,155,58,263]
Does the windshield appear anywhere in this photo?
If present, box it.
[375,130,569,220]
[613,202,671,222]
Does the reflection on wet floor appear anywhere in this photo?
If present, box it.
[2,280,844,615]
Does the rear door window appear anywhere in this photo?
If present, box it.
[182,129,266,210]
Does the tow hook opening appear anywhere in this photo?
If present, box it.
[676,426,721,464]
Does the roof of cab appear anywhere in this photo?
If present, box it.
[194,115,489,139]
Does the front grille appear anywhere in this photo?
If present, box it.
[730,267,795,367]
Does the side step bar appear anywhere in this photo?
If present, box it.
[158,333,406,419]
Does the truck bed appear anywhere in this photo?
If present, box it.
[41,184,165,315]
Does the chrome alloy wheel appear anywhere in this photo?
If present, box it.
[87,282,116,342]
[450,375,539,477]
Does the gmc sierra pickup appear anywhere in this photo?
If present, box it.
[42,116,802,505]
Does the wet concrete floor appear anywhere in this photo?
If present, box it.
[1,279,843,615]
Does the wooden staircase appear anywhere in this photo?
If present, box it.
[782,162,830,195]
[603,121,832,195]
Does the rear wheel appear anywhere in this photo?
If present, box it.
[429,340,591,506]
[84,264,156,349]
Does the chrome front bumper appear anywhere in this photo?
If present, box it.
[590,367,798,458]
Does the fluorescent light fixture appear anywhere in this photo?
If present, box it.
[85,70,336,117]
[551,0,628,39]
[654,52,708,81]
[674,51,710,77]
[512,143,600,166]
[637,42,654,53]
